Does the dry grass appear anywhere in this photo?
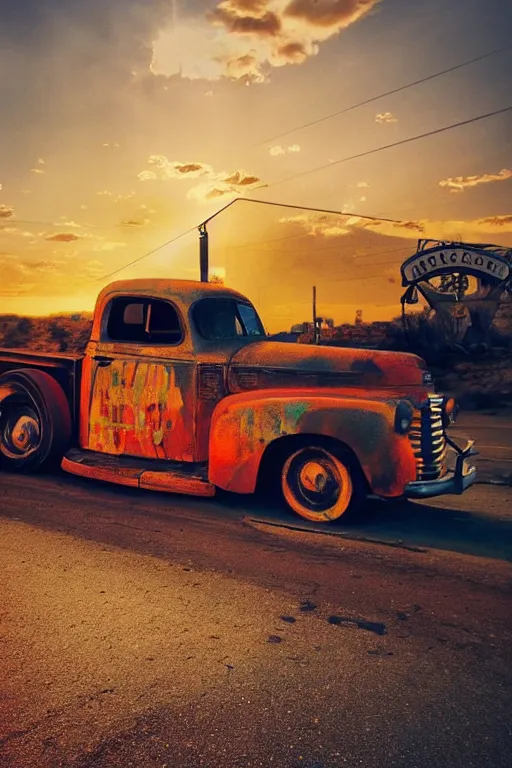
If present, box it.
[0,314,93,353]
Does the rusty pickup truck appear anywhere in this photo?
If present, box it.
[0,279,477,523]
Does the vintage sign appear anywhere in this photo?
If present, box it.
[401,245,510,286]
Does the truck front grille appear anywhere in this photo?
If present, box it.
[409,395,447,480]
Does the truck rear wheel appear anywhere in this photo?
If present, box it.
[281,445,363,523]
[0,369,71,473]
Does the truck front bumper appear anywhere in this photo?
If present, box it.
[404,439,478,499]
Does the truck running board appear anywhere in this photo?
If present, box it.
[62,449,216,498]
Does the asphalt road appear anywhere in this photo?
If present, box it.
[449,409,512,485]
[1,467,511,768]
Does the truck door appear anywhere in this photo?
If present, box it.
[85,295,196,462]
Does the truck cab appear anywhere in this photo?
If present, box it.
[0,279,477,523]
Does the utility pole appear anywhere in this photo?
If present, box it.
[312,285,319,345]
[199,223,209,282]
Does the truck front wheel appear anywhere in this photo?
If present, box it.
[281,445,364,523]
[0,369,71,473]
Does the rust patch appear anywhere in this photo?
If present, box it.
[229,341,426,388]
[61,456,141,487]
[87,359,194,461]
[208,391,417,496]
[140,470,215,497]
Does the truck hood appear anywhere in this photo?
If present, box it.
[228,341,429,392]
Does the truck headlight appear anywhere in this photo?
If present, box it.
[442,397,458,427]
[394,401,414,434]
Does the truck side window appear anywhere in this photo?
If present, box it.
[106,297,183,344]
[193,298,265,340]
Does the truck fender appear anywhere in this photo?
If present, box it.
[208,390,417,497]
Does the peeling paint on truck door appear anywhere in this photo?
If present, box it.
[87,357,195,461]
[85,295,196,462]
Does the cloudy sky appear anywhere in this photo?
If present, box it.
[0,0,511,328]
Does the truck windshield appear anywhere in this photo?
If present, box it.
[193,298,265,340]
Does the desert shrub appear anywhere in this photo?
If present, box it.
[2,317,34,348]
[48,321,71,352]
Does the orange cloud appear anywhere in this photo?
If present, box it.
[138,157,212,181]
[121,218,150,227]
[138,155,264,202]
[210,2,282,37]
[367,214,512,241]
[285,0,381,28]
[56,218,82,228]
[151,0,382,83]
[439,168,512,193]
[0,204,14,219]
[45,232,82,242]
[477,214,512,228]
[391,220,425,233]
[137,171,158,181]
[114,191,136,202]
[187,185,230,202]
[278,211,512,242]
[277,41,309,62]
[278,213,350,237]
[187,172,265,203]
[269,144,301,156]
[30,259,66,274]
[375,112,397,123]
[1,227,34,238]
[223,170,261,185]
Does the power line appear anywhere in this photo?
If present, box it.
[199,196,401,227]
[263,105,512,190]
[100,199,411,281]
[256,45,512,146]
[94,225,197,282]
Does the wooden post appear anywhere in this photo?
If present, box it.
[199,224,209,282]
[313,285,319,344]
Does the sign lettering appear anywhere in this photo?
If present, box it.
[402,247,510,285]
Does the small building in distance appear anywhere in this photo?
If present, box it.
[293,319,391,348]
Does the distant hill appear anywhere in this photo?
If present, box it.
[0,314,93,353]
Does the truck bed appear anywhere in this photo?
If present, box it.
[0,347,83,427]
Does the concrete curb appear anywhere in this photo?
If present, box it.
[242,516,430,553]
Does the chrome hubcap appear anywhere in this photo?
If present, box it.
[283,447,354,522]
[292,454,341,510]
[299,460,330,493]
[1,408,41,459]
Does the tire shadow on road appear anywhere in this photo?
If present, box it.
[1,469,511,563]
[215,484,512,562]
